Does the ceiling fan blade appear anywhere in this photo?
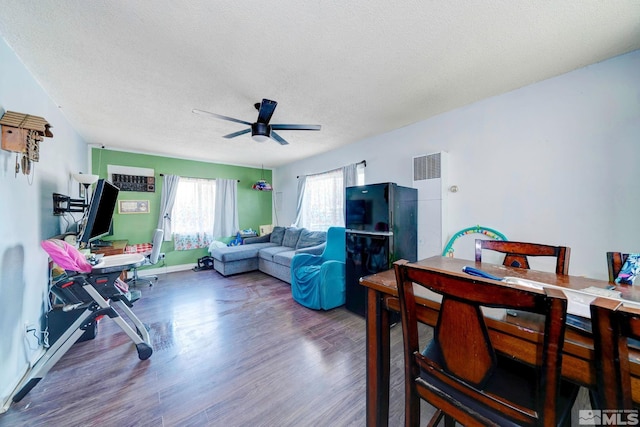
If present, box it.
[270,131,289,145]
[192,109,251,126]
[223,128,251,139]
[257,99,277,124]
[271,124,321,131]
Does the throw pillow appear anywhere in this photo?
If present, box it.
[296,230,327,249]
[616,253,640,285]
[282,227,303,248]
[227,232,243,246]
[270,226,286,245]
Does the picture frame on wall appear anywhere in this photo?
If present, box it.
[118,200,150,214]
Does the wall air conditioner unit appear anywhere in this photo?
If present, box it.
[412,152,448,259]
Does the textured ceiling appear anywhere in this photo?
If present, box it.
[1,1,639,168]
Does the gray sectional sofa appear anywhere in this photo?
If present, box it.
[208,226,327,284]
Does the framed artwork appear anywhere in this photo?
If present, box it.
[118,200,150,214]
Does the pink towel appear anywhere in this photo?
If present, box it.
[41,239,93,273]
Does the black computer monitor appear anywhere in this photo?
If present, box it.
[77,179,119,248]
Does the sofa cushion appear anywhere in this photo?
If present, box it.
[270,226,286,245]
[210,242,276,262]
[244,234,270,244]
[295,243,326,256]
[273,250,297,268]
[258,246,291,261]
[282,227,303,248]
[296,229,327,250]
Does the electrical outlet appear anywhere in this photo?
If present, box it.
[24,323,41,350]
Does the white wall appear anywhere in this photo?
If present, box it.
[275,50,640,280]
[0,37,87,410]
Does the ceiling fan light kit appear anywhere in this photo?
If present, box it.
[193,98,321,146]
[251,122,270,142]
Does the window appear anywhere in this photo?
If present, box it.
[171,178,216,250]
[298,163,365,231]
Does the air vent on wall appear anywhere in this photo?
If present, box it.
[106,165,155,192]
[413,152,442,181]
[111,174,155,192]
[412,152,448,260]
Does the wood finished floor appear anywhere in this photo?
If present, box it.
[0,268,438,426]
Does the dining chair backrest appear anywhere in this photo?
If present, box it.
[394,259,573,426]
[606,252,629,283]
[475,239,571,275]
[590,297,640,409]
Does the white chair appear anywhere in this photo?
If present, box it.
[128,229,164,287]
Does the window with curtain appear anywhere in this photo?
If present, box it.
[171,178,216,250]
[298,163,365,231]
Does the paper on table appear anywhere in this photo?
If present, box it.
[502,277,632,319]
[503,277,592,317]
[503,277,545,290]
[562,290,597,319]
[580,286,621,298]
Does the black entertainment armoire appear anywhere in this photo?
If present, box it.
[344,182,417,316]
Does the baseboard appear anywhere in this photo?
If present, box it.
[1,346,46,414]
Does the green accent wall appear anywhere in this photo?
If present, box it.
[91,148,272,267]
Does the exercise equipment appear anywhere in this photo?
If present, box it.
[12,250,153,403]
[194,255,214,271]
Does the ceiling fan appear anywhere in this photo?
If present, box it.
[192,99,321,145]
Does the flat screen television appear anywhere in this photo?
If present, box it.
[77,179,119,248]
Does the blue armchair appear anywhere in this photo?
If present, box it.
[291,227,346,310]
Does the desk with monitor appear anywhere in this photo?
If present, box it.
[90,239,128,256]
[91,240,129,280]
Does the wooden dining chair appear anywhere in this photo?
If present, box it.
[590,297,640,410]
[394,259,579,426]
[475,239,571,275]
[606,252,629,283]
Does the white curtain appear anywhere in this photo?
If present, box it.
[172,178,216,250]
[293,175,306,227]
[343,162,358,188]
[294,162,362,230]
[157,174,180,241]
[343,163,358,223]
[213,179,239,238]
[296,168,344,231]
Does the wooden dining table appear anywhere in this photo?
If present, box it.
[359,256,640,426]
